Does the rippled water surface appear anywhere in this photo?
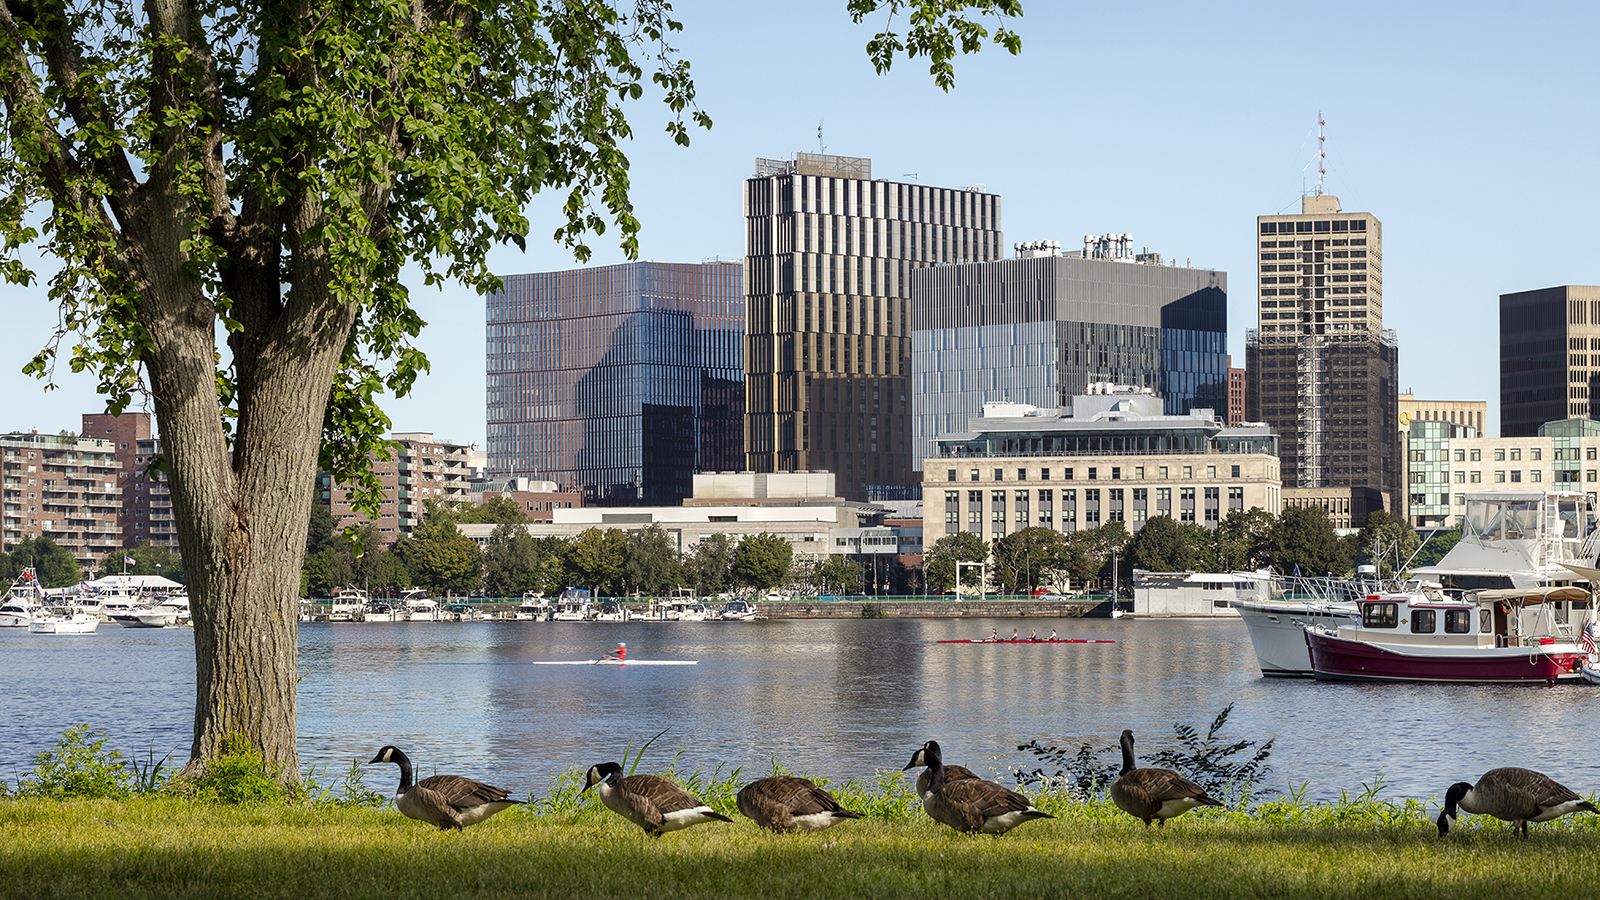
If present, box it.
[4,616,1598,802]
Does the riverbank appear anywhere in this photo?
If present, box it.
[3,797,1597,900]
[297,598,1106,620]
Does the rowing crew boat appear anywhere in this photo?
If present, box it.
[935,639,1116,644]
[531,659,699,666]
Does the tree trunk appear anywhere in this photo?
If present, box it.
[140,241,354,779]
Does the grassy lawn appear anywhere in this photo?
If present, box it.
[4,795,1600,900]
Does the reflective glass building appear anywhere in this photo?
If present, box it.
[909,251,1228,470]
[486,261,744,506]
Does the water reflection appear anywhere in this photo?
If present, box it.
[3,618,1598,803]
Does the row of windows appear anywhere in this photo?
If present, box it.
[1259,220,1370,234]
[1413,446,1579,463]
[943,464,1245,482]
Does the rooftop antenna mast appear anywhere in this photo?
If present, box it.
[817,119,825,155]
[1315,111,1326,196]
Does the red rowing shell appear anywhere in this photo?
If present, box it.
[935,638,1115,644]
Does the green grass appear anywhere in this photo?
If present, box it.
[5,779,1600,900]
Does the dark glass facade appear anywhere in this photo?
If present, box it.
[486,262,744,505]
[910,256,1228,469]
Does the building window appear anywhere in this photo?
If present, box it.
[1494,449,1505,461]
[994,469,1004,481]
[1471,449,1482,462]
[1088,467,1097,480]
[1206,466,1216,479]
[1590,448,1598,461]
[1495,471,1506,483]
[1471,472,1482,483]
[947,469,956,482]
[1532,448,1542,461]
[1065,468,1074,480]
[1511,471,1522,483]
[970,469,979,482]
[1454,449,1465,462]
[1182,466,1193,479]
[1041,468,1050,480]
[1231,465,1241,478]
[1134,466,1144,479]
[1510,448,1521,461]
[1455,471,1465,483]
[1159,466,1168,479]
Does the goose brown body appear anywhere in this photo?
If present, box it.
[1438,767,1599,839]
[736,776,863,832]
[915,763,979,802]
[902,740,1052,835]
[1108,730,1222,828]
[584,762,733,836]
[368,746,523,831]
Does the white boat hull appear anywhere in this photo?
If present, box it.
[1230,600,1357,677]
[29,616,99,634]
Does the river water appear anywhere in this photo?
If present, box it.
[4,616,1598,804]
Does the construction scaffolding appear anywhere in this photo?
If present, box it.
[1246,327,1399,494]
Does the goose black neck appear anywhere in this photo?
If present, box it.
[1119,733,1135,777]
[393,752,415,790]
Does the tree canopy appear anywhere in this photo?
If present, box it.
[0,0,1022,774]
[992,527,1068,593]
[923,531,988,593]
[731,533,793,591]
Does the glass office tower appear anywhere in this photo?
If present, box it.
[909,251,1228,470]
[486,261,744,505]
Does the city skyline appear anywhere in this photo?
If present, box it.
[5,2,1595,444]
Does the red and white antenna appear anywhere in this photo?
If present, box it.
[1316,111,1326,196]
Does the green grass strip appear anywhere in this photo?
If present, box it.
[4,792,1600,900]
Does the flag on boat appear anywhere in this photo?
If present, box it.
[1583,626,1597,656]
[124,556,135,566]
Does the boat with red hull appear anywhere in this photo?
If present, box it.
[1303,585,1593,685]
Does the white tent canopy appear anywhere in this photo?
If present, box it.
[85,574,183,590]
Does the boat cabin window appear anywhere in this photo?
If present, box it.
[1362,603,1399,628]
[1410,609,1436,634]
[1445,609,1474,634]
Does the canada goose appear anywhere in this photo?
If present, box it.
[1109,730,1222,828]
[583,761,733,836]
[901,740,1052,835]
[368,745,523,831]
[902,746,980,802]
[736,775,863,832]
[1438,767,1598,839]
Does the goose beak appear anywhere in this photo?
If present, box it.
[1436,811,1453,837]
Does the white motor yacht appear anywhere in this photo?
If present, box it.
[29,606,100,634]
[402,590,442,621]
[328,586,368,622]
[134,595,191,628]
[0,567,48,627]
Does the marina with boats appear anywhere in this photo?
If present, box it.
[1219,491,1600,684]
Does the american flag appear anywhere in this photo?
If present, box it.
[1583,627,1597,656]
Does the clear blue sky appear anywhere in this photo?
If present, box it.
[7,1,1596,444]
